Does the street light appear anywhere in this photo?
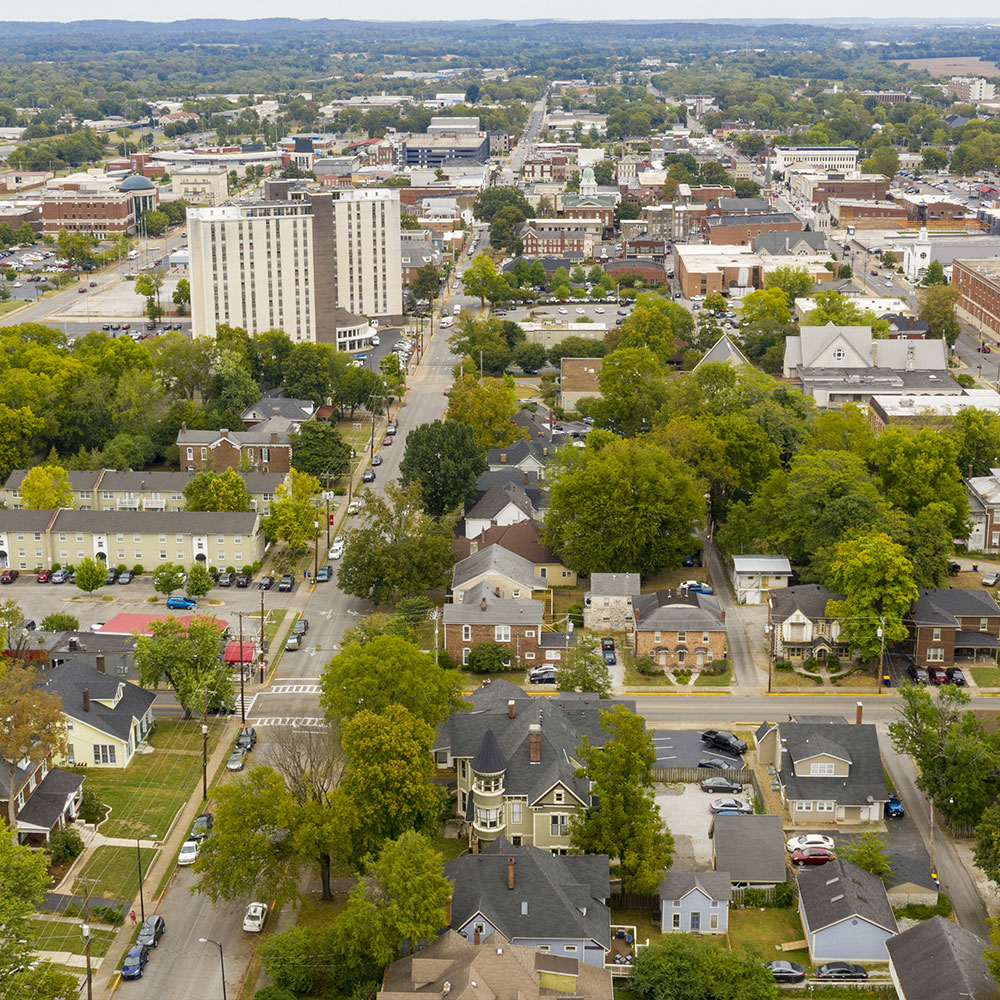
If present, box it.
[198,937,227,1000]
[136,837,159,923]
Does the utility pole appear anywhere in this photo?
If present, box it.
[431,609,440,665]
[82,924,92,1000]
[259,586,265,684]
[237,612,245,724]
[202,724,208,800]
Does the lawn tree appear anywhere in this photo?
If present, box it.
[212,349,259,415]
[590,347,670,438]
[263,469,321,553]
[73,555,106,593]
[341,705,442,863]
[764,264,814,300]
[410,263,441,309]
[462,253,501,307]
[446,374,529,449]
[40,612,79,632]
[337,482,456,605]
[0,404,44,481]
[319,635,464,726]
[0,662,67,837]
[153,561,185,596]
[514,342,548,374]
[841,832,892,882]
[134,616,232,719]
[824,531,918,662]
[466,640,515,674]
[740,287,792,326]
[920,259,947,286]
[0,599,24,651]
[614,294,695,365]
[134,271,165,321]
[398,419,486,517]
[472,185,532,223]
[183,468,253,512]
[172,277,191,314]
[185,563,214,598]
[289,422,352,482]
[918,283,962,346]
[557,634,612,698]
[20,464,74,509]
[571,705,674,894]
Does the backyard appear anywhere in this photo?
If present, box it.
[726,907,810,972]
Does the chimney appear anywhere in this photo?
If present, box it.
[529,723,541,763]
[180,421,187,431]
[856,701,863,725]
[68,636,78,651]
[494,586,501,597]
[720,609,725,622]
[95,654,105,674]
[470,540,478,554]
[273,407,281,416]
[508,699,516,720]
[271,432,279,443]
[220,427,229,434]
[507,857,515,890]
[83,688,90,712]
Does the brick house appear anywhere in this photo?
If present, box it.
[177,417,293,474]
[706,213,801,246]
[632,589,727,671]
[904,588,1000,667]
[443,581,546,669]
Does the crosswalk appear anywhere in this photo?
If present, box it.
[249,716,327,728]
[267,684,322,695]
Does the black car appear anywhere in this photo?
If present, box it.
[906,663,930,685]
[236,727,257,751]
[363,469,376,483]
[600,637,615,653]
[946,666,967,686]
[528,669,557,684]
[104,568,118,585]
[816,963,868,980]
[190,813,214,839]
[277,573,294,592]
[118,570,133,584]
[258,575,274,590]
[699,775,743,794]
[765,961,805,984]
[136,914,166,948]
[697,758,733,770]
[236,573,251,588]
[292,618,309,636]
[217,572,233,587]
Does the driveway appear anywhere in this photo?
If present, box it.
[649,729,744,769]
[655,782,716,870]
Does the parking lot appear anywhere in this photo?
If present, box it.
[499,301,626,326]
[655,780,752,870]
[650,729,746,769]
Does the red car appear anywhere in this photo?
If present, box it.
[928,666,949,685]
[36,569,52,583]
[0,569,19,584]
[792,846,836,866]
[382,436,393,446]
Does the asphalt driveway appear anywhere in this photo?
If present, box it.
[650,730,745,769]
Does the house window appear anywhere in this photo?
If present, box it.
[816,801,835,812]
[200,448,207,460]
[677,650,686,665]
[810,762,835,775]
[678,631,686,643]
[525,630,535,638]
[463,648,470,665]
[93,745,117,765]
[933,628,941,641]
[525,652,535,660]
[510,801,522,823]
[927,648,944,662]
[982,618,989,631]
[550,814,568,837]
[672,913,681,929]
[462,625,471,641]
[797,801,813,812]
[654,631,661,643]
[564,945,577,953]
[495,625,511,642]
[186,447,193,460]
[459,760,467,779]
[789,622,805,639]
[710,914,719,930]
[554,791,564,803]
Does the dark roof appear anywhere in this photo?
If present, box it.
[886,916,999,1000]
[15,768,84,831]
[713,815,787,883]
[633,589,725,632]
[48,509,259,536]
[887,850,938,894]
[453,544,538,591]
[798,859,897,935]
[770,584,842,624]
[47,631,137,656]
[659,871,732,902]
[120,173,155,191]
[909,588,1000,627]
[466,482,535,521]
[43,660,155,741]
[707,212,800,227]
[472,729,508,774]
[455,520,557,567]
[445,837,611,950]
[486,438,551,469]
[778,723,888,806]
[753,231,828,255]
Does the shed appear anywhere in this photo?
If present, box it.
[711,815,787,886]
[731,555,792,605]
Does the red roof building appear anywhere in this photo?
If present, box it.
[96,613,225,636]
[224,641,257,664]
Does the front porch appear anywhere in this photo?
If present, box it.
[954,630,1000,664]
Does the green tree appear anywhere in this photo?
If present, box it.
[466,640,514,673]
[140,209,169,236]
[337,483,455,605]
[948,409,1000,478]
[56,229,93,269]
[557,634,612,698]
[410,263,441,305]
[513,341,548,374]
[824,531,918,662]
[614,293,695,364]
[290,422,352,482]
[263,469,321,552]
[462,253,501,307]
[40,613,79,632]
[472,185,532,223]
[212,349,259,415]
[183,468,253,512]
[572,705,674,893]
[0,403,43,481]
[153,561,185,596]
[489,205,525,255]
[172,277,191,313]
[921,259,947,286]
[764,265,815,300]
[185,563,214,598]
[841,832,892,882]
[590,347,669,437]
[974,803,1000,889]
[918,283,962,346]
[320,635,464,726]
[134,616,231,719]
[74,555,106,593]
[284,342,333,403]
[399,419,486,517]
[19,464,74,509]
[134,270,165,315]
[740,287,792,326]
[921,147,949,171]
[446,374,529,450]
[544,438,705,575]
[260,926,320,994]
[341,705,441,862]
[863,145,900,180]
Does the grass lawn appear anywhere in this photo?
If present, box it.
[624,661,674,686]
[291,894,351,934]
[72,846,158,901]
[246,608,287,646]
[727,907,810,970]
[611,907,664,947]
[694,668,732,687]
[972,666,1000,687]
[30,917,116,957]
[430,832,468,863]
[0,300,24,315]
[78,720,223,839]
[771,669,823,688]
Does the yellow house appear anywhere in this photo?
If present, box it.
[454,521,578,589]
[44,660,155,768]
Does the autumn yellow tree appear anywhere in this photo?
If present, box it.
[19,464,75,510]
[445,374,528,449]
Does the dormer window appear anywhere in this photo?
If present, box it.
[810,762,835,775]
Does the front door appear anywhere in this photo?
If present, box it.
[689,911,701,932]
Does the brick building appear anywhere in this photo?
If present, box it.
[827,199,909,229]
[904,589,1000,667]
[954,259,1000,339]
[41,172,159,235]
[632,589,728,671]
[520,218,602,258]
[706,212,800,245]
[521,155,570,183]
[176,417,294,474]
[810,176,889,206]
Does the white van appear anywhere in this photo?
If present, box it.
[453,303,461,315]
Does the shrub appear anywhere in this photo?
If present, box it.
[63,902,81,918]
[132,564,144,575]
[773,659,793,672]
[252,560,262,574]
[566,603,584,628]
[674,667,692,679]
[261,926,322,994]
[893,893,952,920]
[631,653,658,675]
[226,565,236,575]
[397,596,431,625]
[40,613,80,632]
[52,562,61,571]
[741,887,766,908]
[91,904,125,925]
[116,564,127,574]
[825,655,841,671]
[78,786,105,825]
[773,881,797,907]
[48,827,84,864]
[704,659,729,676]
[254,989,297,1000]
[466,641,514,674]
[802,657,820,673]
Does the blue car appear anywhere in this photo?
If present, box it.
[603,650,617,665]
[121,944,149,979]
[165,595,196,610]
[885,794,905,819]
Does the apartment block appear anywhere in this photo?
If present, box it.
[172,166,229,207]
[954,259,1000,339]
[946,77,996,102]
[771,147,860,173]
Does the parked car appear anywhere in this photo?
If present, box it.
[104,567,118,585]
[792,846,836,866]
[121,944,150,980]
[697,758,734,770]
[885,794,905,819]
[136,914,165,948]
[786,833,835,853]
[710,797,752,814]
[285,634,301,651]
[166,595,196,610]
[363,469,376,483]
[382,436,393,446]
[682,580,714,594]
[243,902,269,932]
[236,573,251,588]
[51,568,70,584]
[316,565,332,582]
[330,538,345,559]
[347,499,361,515]
[983,571,999,587]
[217,572,233,587]
[292,618,309,636]
[236,727,257,751]
[603,649,617,665]
[277,573,294,592]
[177,839,200,865]
[190,813,214,840]
[1,569,19,584]
[118,570,134,584]
[258,575,274,590]
[601,637,615,653]
[907,663,930,685]
[765,960,805,984]
[946,666,967,686]
[816,963,867,980]
[36,569,52,583]
[928,665,949,685]
[528,668,557,684]
[226,748,246,771]
[699,776,743,794]
[372,455,383,466]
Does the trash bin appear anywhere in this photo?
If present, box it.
[883,673,891,687]
[973,563,980,572]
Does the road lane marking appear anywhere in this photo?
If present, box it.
[266,684,322,694]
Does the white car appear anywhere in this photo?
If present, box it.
[347,499,361,515]
[242,902,268,932]
[594,307,605,314]
[329,539,345,560]
[786,833,836,853]
[575,306,585,314]
[557,307,568,314]
[177,839,200,866]
[370,334,380,346]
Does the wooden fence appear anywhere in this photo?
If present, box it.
[652,766,753,785]
[609,891,659,911]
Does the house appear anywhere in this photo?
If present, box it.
[443,582,545,668]
[904,588,1000,667]
[798,859,897,963]
[768,584,850,665]
[887,916,999,1000]
[755,719,889,823]
[43,659,155,768]
[44,634,138,680]
[0,756,84,844]
[240,395,316,426]
[753,231,829,256]
[583,573,639,631]
[730,556,792,605]
[445,837,611,967]
[659,871,732,934]
[464,482,536,539]
[453,545,543,602]
[487,438,552,479]
[966,468,1000,554]
[377,930,614,1000]
[177,418,294,474]
[632,589,727,671]
[434,678,638,851]
[694,334,751,370]
[558,358,603,411]
[453,521,577,588]
[711,814,787,887]
[473,469,548,512]
[886,851,939,909]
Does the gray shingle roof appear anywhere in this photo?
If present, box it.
[798,859,897,935]
[0,510,56,531]
[486,438,551,468]
[471,730,507,774]
[778,723,887,806]
[453,544,539,591]
[770,584,841,624]
[909,587,1000,626]
[14,768,84,831]
[445,837,611,950]
[886,915,999,1000]
[4,469,102,493]
[43,659,155,742]
[634,590,725,632]
[48,509,259,535]
[443,583,543,627]
[713,815,787,883]
[466,482,535,521]
[240,395,315,422]
[659,871,733,903]
[588,573,640,597]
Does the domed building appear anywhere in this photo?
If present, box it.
[41,169,160,236]
[119,173,159,218]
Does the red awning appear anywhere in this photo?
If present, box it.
[224,641,256,663]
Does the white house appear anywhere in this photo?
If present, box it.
[730,555,792,605]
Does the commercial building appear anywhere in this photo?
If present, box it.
[401,133,490,167]
[954,259,1000,339]
[827,199,909,228]
[946,77,997,102]
[869,391,1000,433]
[674,245,833,299]
[771,147,860,173]
[150,147,281,177]
[172,166,229,207]
[41,172,158,235]
[705,212,801,245]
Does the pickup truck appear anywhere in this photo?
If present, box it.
[700,730,748,754]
